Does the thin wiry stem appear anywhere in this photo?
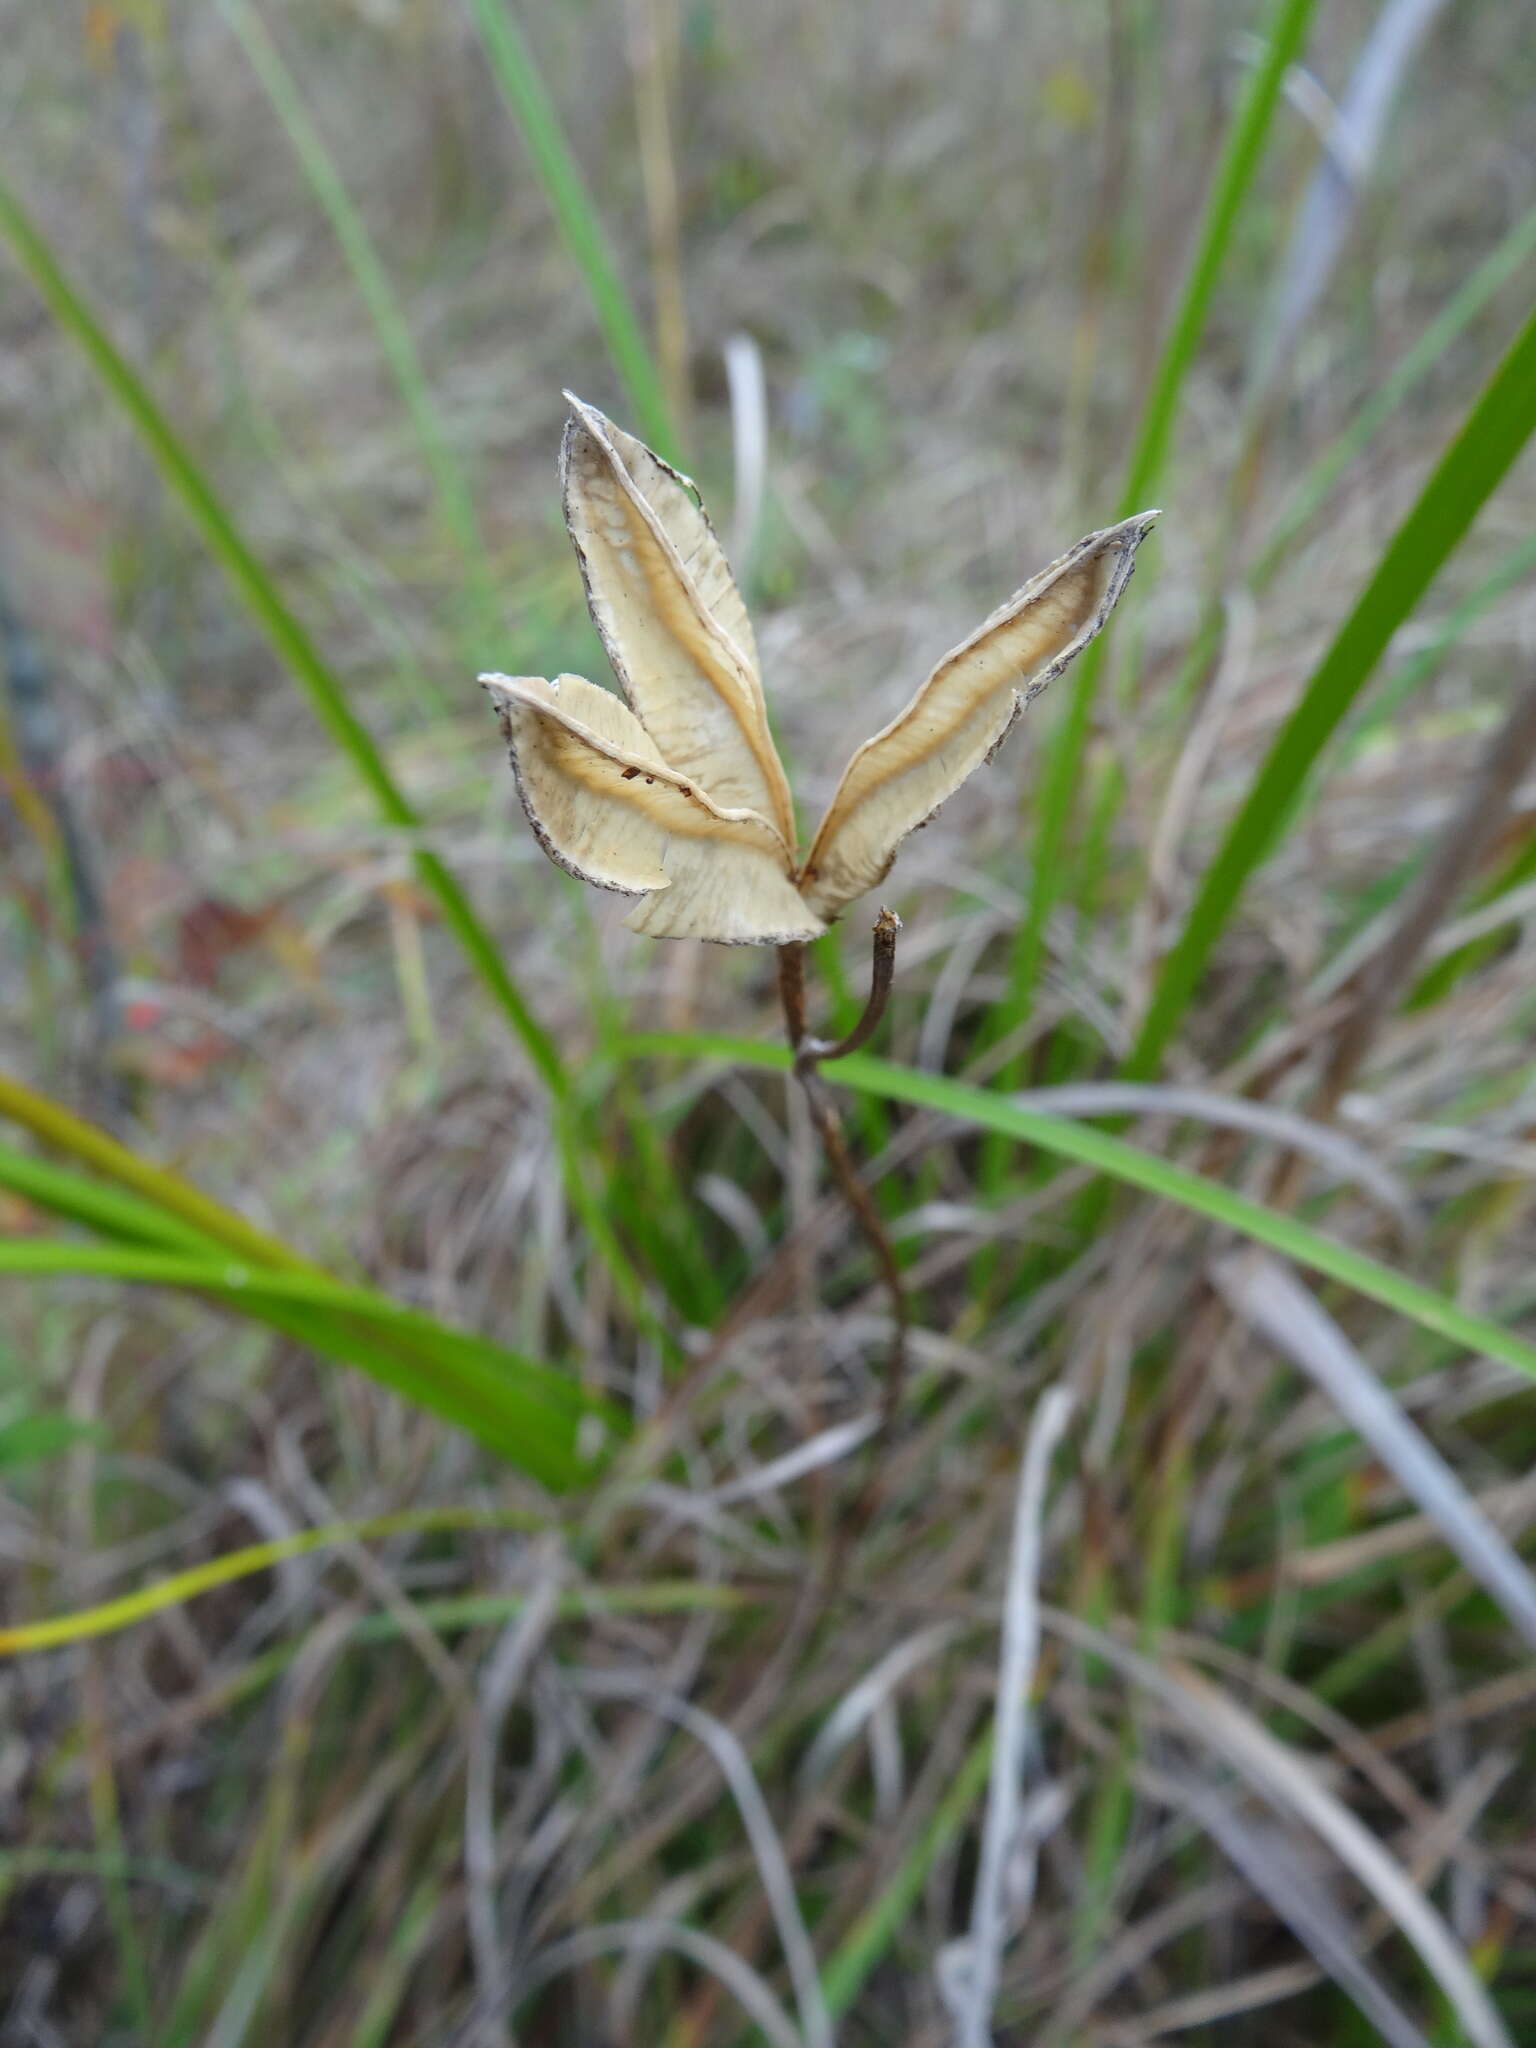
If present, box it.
[777,913,909,1435]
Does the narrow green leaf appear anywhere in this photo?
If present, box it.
[0,1138,226,1255]
[0,1506,539,1654]
[1013,0,1320,1012]
[1128,296,1536,1078]
[626,1033,1536,1382]
[0,1064,314,1269]
[1407,827,1536,1008]
[467,0,677,457]
[0,1074,631,1479]
[0,1140,464,1465]
[0,1242,606,1487]
[216,0,500,640]
[0,1234,592,1421]
[822,1726,993,2016]
[0,168,564,1096]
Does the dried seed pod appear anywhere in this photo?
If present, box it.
[486,397,1156,947]
[798,513,1157,920]
[484,673,823,945]
[561,393,797,851]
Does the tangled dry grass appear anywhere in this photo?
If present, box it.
[3,2,1536,2042]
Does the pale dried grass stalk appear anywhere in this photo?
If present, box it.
[573,1672,834,2048]
[465,1567,561,2040]
[1045,1610,1514,2048]
[948,1384,1073,2048]
[518,1919,803,2048]
[1212,1250,1536,1650]
[1162,1768,1435,2048]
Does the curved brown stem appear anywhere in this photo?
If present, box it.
[796,906,901,1068]
[777,912,909,1435]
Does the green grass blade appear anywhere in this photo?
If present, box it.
[0,1109,604,1427]
[626,1033,1536,1381]
[216,0,499,641]
[0,1077,620,1480]
[1417,860,1536,1011]
[0,1139,227,1254]
[1332,530,1536,780]
[0,1224,594,1424]
[0,1241,604,1487]
[1117,0,1321,517]
[0,169,564,1097]
[467,0,677,457]
[0,1131,596,1479]
[1127,296,1536,1080]
[0,1506,541,1655]
[821,1725,994,2018]
[1406,823,1536,1009]
[0,1065,318,1270]
[1012,0,1320,1012]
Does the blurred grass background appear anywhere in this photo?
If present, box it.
[3,2,1536,2042]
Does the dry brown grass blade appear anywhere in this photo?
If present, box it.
[464,1565,561,2040]
[625,0,691,445]
[1317,668,1536,1113]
